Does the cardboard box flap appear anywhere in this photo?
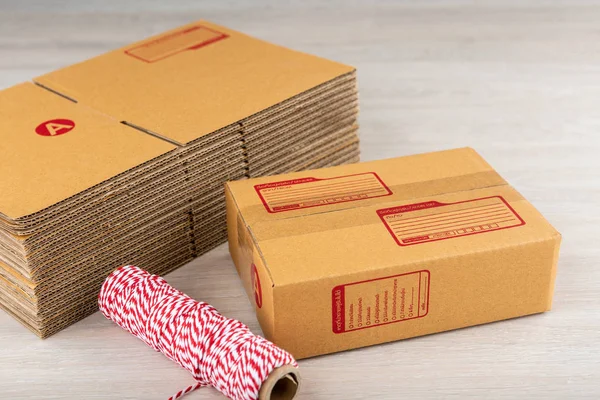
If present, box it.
[250,185,560,287]
[0,82,176,220]
[34,20,355,145]
[227,147,507,225]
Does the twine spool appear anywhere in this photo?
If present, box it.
[98,265,300,400]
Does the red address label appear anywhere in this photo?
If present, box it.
[254,172,392,213]
[332,270,430,334]
[377,196,525,246]
[125,25,228,63]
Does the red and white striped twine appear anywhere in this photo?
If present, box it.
[98,265,297,400]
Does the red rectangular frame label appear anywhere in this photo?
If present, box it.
[332,270,430,334]
[254,172,392,213]
[125,25,228,63]
[377,196,525,246]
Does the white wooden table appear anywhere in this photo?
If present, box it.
[1,1,598,398]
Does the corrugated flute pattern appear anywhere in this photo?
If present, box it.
[0,20,359,337]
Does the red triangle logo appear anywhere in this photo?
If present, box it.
[35,119,75,137]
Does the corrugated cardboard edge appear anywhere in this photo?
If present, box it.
[225,183,276,339]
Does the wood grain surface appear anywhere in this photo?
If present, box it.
[0,1,598,399]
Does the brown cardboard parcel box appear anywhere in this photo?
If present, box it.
[226,148,561,359]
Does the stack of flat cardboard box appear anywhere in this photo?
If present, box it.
[0,20,359,337]
[243,71,359,177]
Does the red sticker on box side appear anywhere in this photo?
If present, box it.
[251,263,262,309]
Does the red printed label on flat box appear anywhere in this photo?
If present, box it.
[125,25,228,63]
[254,172,392,213]
[377,196,525,246]
[35,119,75,137]
[332,270,430,334]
